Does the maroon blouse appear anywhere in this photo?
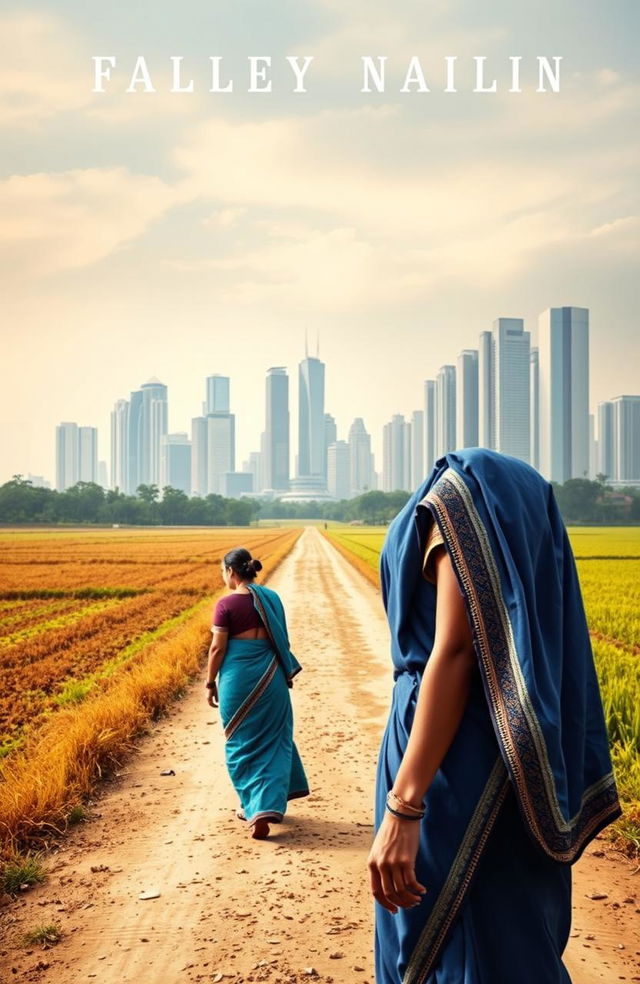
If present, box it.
[213,592,265,636]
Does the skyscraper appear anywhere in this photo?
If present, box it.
[204,375,230,415]
[110,399,129,492]
[140,378,168,487]
[207,413,236,494]
[383,414,408,492]
[597,401,614,480]
[298,354,326,485]
[424,380,436,472]
[191,416,208,497]
[478,331,494,450]
[435,365,456,458]
[327,441,351,499]
[160,433,191,495]
[538,307,589,481]
[127,388,143,495]
[348,418,374,496]
[264,367,289,492]
[530,348,540,471]
[56,422,79,491]
[456,349,479,449]
[611,395,640,483]
[493,318,530,463]
[78,427,98,483]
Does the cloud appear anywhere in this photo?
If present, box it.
[0,167,185,277]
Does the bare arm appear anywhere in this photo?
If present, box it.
[206,627,228,707]
[368,545,476,913]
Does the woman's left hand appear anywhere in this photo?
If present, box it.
[368,812,426,914]
[206,682,219,708]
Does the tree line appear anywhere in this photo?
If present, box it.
[0,474,638,527]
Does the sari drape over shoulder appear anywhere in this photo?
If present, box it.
[217,583,308,825]
[375,448,620,984]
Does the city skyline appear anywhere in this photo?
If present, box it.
[32,301,640,496]
[1,4,638,491]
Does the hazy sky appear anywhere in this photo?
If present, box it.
[1,1,638,484]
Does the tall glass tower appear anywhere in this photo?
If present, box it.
[298,355,325,481]
[538,307,588,482]
[264,367,290,492]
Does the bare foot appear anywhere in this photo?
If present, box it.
[250,818,270,839]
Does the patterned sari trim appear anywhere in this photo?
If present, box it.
[423,468,621,861]
[403,757,510,984]
[223,655,278,740]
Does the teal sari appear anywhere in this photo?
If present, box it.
[217,584,309,824]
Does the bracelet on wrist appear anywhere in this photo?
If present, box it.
[387,790,425,816]
[205,681,217,689]
[385,802,423,822]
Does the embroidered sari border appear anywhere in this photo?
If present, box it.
[423,468,621,861]
[403,757,510,984]
[224,655,279,740]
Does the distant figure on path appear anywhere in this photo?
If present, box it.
[368,448,621,984]
[206,547,309,839]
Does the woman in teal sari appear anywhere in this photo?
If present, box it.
[206,547,309,840]
[369,448,621,983]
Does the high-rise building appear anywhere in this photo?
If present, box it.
[111,399,129,492]
[243,451,262,494]
[327,441,351,500]
[324,413,337,482]
[456,350,478,449]
[478,331,494,450]
[160,433,191,495]
[530,348,540,471]
[204,375,230,415]
[298,354,326,486]
[191,416,208,497]
[206,413,236,495]
[435,365,456,458]
[424,380,436,472]
[222,472,253,497]
[56,422,79,491]
[383,414,408,492]
[589,414,597,480]
[493,318,530,463]
[98,461,109,490]
[411,410,424,487]
[127,389,143,495]
[140,378,168,487]
[348,418,374,496]
[597,401,614,480]
[611,395,640,483]
[264,367,289,492]
[78,427,98,483]
[538,307,589,482]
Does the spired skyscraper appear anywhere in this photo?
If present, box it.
[538,307,589,482]
[263,367,290,493]
[296,348,327,491]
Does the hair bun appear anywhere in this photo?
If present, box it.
[252,558,263,573]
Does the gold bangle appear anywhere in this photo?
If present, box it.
[388,791,424,815]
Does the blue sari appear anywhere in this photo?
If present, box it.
[217,583,309,825]
[375,448,621,984]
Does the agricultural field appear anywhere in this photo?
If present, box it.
[0,527,300,852]
[325,524,640,846]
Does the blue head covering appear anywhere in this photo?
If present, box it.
[381,447,620,862]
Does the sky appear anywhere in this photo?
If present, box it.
[1,0,639,484]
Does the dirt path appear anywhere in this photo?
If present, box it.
[2,528,638,983]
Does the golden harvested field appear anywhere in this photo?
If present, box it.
[324,525,640,846]
[0,527,299,757]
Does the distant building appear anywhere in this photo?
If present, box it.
[424,380,436,472]
[222,472,254,498]
[348,418,375,497]
[27,473,51,489]
[435,365,456,459]
[206,413,236,495]
[56,422,79,491]
[140,378,168,487]
[243,451,263,495]
[493,318,530,463]
[597,401,614,480]
[478,331,494,450]
[204,375,230,415]
[383,414,408,492]
[297,348,327,496]
[160,433,191,495]
[98,460,109,490]
[456,349,478,449]
[324,413,337,482]
[611,395,640,483]
[264,367,290,492]
[327,441,351,500]
[78,427,98,483]
[538,307,589,481]
[530,348,540,471]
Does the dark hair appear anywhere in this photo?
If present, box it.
[223,547,263,581]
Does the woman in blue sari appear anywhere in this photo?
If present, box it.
[368,448,621,984]
[206,547,309,840]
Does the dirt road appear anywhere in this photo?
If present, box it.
[2,528,638,983]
